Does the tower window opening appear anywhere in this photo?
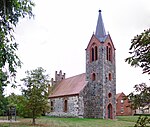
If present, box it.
[109,48,111,61]
[106,46,109,60]
[106,43,112,62]
[108,73,112,81]
[90,44,98,62]
[92,48,94,61]
[95,46,98,60]
[108,93,112,98]
[91,73,96,81]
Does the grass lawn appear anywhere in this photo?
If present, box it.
[0,115,148,127]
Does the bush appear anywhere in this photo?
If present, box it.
[134,115,150,127]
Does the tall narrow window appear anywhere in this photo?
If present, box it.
[51,101,54,112]
[121,107,124,113]
[109,47,111,61]
[90,43,98,62]
[106,46,109,60]
[106,43,112,62]
[92,73,96,81]
[108,73,112,81]
[92,48,94,62]
[95,46,98,60]
[64,100,68,112]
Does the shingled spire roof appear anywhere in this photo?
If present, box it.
[95,10,107,42]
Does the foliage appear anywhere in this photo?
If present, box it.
[127,83,150,127]
[135,115,150,127]
[128,83,150,111]
[0,95,8,115]
[0,0,34,111]
[6,93,30,117]
[21,67,50,125]
[125,29,150,74]
[126,29,150,127]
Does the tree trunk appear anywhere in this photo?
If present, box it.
[32,110,36,125]
[32,117,35,125]
[3,0,6,16]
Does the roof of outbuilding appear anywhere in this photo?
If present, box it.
[116,92,126,99]
[49,73,87,98]
[116,93,122,99]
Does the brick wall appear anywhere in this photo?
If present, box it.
[116,93,133,116]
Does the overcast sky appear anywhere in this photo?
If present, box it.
[6,0,150,95]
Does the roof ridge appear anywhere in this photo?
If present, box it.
[64,73,85,80]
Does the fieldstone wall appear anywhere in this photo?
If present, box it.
[49,95,84,118]
[85,37,116,119]
[84,44,105,118]
[102,43,116,118]
[81,82,103,118]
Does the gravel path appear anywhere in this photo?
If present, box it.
[0,120,19,123]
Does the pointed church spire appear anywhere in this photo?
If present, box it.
[95,10,106,39]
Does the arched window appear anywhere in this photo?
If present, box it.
[64,100,68,112]
[106,43,112,62]
[95,46,98,60]
[90,43,98,62]
[51,101,54,112]
[108,73,112,81]
[91,73,96,81]
[109,47,111,61]
[106,46,109,60]
[92,47,94,62]
[108,103,113,119]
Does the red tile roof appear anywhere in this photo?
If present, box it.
[49,73,87,98]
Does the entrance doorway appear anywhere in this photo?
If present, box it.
[108,103,113,119]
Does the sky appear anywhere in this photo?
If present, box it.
[5,0,150,95]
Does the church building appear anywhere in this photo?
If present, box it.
[48,10,116,119]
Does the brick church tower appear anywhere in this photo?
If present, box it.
[84,10,116,119]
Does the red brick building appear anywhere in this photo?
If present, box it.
[116,92,133,116]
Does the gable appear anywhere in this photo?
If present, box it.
[86,34,102,51]
[86,34,115,51]
[49,73,87,98]
[116,93,122,100]
[116,92,126,100]
[104,34,116,50]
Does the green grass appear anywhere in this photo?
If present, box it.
[0,115,145,127]
[116,116,139,122]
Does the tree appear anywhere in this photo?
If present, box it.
[125,29,150,127]
[21,67,50,125]
[125,29,150,74]
[127,83,150,127]
[7,93,29,117]
[0,94,8,115]
[0,0,34,111]
[128,83,150,111]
